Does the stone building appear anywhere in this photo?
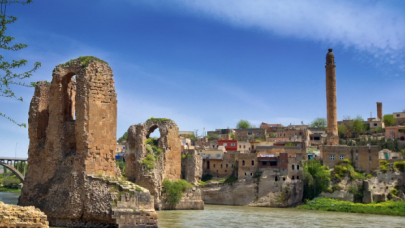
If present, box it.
[393,111,405,125]
[385,126,405,141]
[203,151,238,178]
[320,145,379,172]
[234,128,267,141]
[308,127,326,146]
[19,57,157,227]
[275,125,310,146]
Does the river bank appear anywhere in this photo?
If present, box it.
[298,197,405,217]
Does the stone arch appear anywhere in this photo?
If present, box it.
[0,161,25,182]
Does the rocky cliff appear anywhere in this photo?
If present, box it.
[201,170,303,207]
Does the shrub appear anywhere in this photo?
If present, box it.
[303,160,331,200]
[201,174,213,182]
[162,179,193,205]
[3,176,20,189]
[141,154,155,170]
[394,161,405,172]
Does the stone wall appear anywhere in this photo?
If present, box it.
[0,202,49,228]
[126,119,202,210]
[181,149,203,185]
[320,145,379,172]
[19,57,157,227]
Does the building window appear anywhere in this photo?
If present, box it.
[231,143,235,146]
[283,177,286,181]
[250,173,253,176]
[297,165,300,170]
[216,154,221,158]
[330,155,335,160]
[239,145,241,148]
[374,123,377,127]
[245,172,247,176]
[369,149,371,153]
[297,176,299,180]
[223,143,228,146]
[292,165,295,170]
[226,164,228,168]
[252,160,255,166]
[356,156,358,160]
[242,160,245,166]
[369,156,372,161]
[275,176,278,181]
[300,132,302,136]
[225,170,227,172]
[212,145,215,148]
[397,114,400,117]
[292,176,295,180]
[339,155,344,160]
[243,145,246,148]
[213,164,216,168]
[221,164,223,168]
[248,131,252,135]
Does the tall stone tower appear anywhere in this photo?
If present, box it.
[326,48,339,145]
[377,102,383,120]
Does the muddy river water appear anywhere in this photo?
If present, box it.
[2,192,405,227]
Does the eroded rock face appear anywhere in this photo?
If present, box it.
[201,175,303,207]
[0,202,49,228]
[126,119,183,209]
[181,149,203,185]
[19,58,157,227]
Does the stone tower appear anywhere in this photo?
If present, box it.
[325,48,339,145]
[377,102,383,120]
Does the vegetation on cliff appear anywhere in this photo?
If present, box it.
[303,160,331,200]
[146,117,171,123]
[162,179,193,205]
[141,137,162,170]
[117,131,128,143]
[298,197,405,217]
[61,56,108,68]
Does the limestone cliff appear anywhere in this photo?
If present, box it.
[201,170,303,207]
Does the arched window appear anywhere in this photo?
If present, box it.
[252,160,255,166]
[242,160,245,166]
[244,172,247,176]
[292,165,295,170]
[275,176,278,181]
[297,165,300,170]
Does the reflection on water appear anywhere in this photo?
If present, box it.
[0,191,20,205]
[2,192,405,228]
[158,204,405,228]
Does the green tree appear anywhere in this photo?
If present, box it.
[0,0,41,127]
[338,124,347,137]
[383,114,395,127]
[207,133,219,140]
[236,119,252,129]
[303,160,331,200]
[230,132,236,140]
[117,131,128,143]
[310,118,327,130]
[352,116,365,133]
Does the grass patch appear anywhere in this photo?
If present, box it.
[0,187,21,193]
[218,176,238,183]
[146,117,171,123]
[61,56,107,68]
[333,159,365,181]
[298,197,405,216]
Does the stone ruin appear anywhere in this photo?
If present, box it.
[126,119,204,210]
[19,57,157,227]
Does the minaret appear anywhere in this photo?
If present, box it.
[377,102,383,120]
[325,48,339,145]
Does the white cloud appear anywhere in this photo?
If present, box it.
[166,0,405,65]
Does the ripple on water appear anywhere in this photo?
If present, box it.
[157,204,405,228]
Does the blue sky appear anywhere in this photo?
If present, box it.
[1,0,405,158]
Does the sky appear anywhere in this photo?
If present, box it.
[1,0,405,158]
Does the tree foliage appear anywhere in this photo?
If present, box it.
[0,0,41,127]
[383,114,396,127]
[236,119,252,129]
[303,160,331,200]
[352,116,366,133]
[310,118,327,130]
[162,179,192,206]
[117,131,128,143]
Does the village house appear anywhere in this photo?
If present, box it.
[234,128,267,141]
[393,112,405,126]
[385,126,405,141]
[320,145,379,172]
[308,127,327,146]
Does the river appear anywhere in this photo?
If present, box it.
[1,192,405,227]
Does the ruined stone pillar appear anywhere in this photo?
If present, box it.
[377,102,383,120]
[325,48,339,145]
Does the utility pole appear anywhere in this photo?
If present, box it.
[15,142,18,159]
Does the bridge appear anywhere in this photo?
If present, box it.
[0,157,27,182]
